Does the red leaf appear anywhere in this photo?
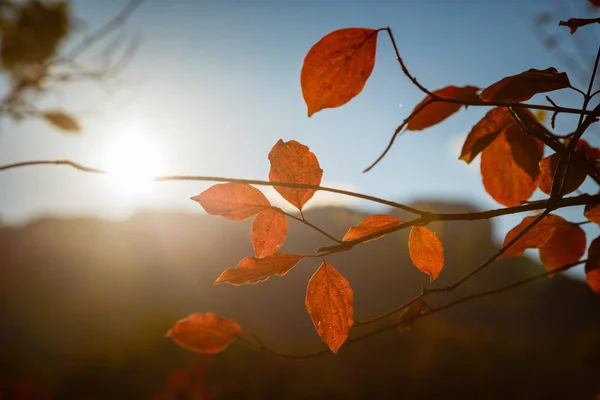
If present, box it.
[500,214,586,272]
[538,149,587,196]
[215,253,305,285]
[268,139,323,210]
[342,214,403,242]
[584,202,600,225]
[590,0,600,6]
[480,124,543,207]
[397,299,429,334]
[251,208,287,258]
[407,85,480,131]
[585,237,600,293]
[460,107,513,163]
[408,226,444,281]
[166,313,242,354]
[301,28,379,116]
[481,67,570,102]
[305,260,353,353]
[191,183,270,221]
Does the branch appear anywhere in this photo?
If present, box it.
[276,208,342,243]
[559,17,600,35]
[239,259,585,360]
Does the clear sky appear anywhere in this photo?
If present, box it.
[0,0,599,278]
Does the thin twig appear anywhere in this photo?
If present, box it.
[277,208,342,243]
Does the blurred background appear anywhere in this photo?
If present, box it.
[0,0,599,398]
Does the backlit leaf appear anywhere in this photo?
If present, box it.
[408,226,444,281]
[500,214,586,272]
[480,124,543,207]
[407,85,480,131]
[585,237,600,293]
[480,67,570,102]
[538,149,587,196]
[43,111,80,132]
[342,214,402,242]
[301,27,379,116]
[251,208,287,258]
[191,183,270,221]
[268,139,323,210]
[305,260,353,353]
[397,299,429,334]
[166,313,242,354]
[215,253,305,285]
[584,202,600,225]
[460,107,512,163]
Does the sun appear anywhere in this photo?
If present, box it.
[102,131,164,197]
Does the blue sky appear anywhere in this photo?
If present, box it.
[0,0,599,277]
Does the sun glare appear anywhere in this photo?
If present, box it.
[103,131,164,197]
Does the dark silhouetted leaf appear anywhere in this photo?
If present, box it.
[301,28,379,116]
[480,67,570,102]
[268,139,323,210]
[460,107,512,163]
[584,202,600,225]
[500,214,586,272]
[408,226,444,281]
[342,214,402,242]
[215,253,305,285]
[251,208,287,258]
[43,111,80,132]
[585,237,600,293]
[480,124,543,207]
[407,85,480,131]
[166,313,242,354]
[305,260,353,353]
[191,183,270,221]
[397,299,429,334]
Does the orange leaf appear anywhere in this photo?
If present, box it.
[585,237,600,293]
[408,226,444,281]
[480,124,543,207]
[460,107,512,163]
[191,183,270,221]
[215,253,305,285]
[584,202,600,225]
[397,299,429,334]
[538,149,587,196]
[407,85,480,131]
[268,139,323,210]
[342,214,403,242]
[166,313,242,354]
[480,67,571,102]
[500,214,586,272]
[251,208,287,258]
[305,260,353,353]
[301,27,379,116]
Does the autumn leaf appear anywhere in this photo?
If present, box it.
[268,139,323,210]
[342,214,403,242]
[585,237,600,293]
[408,226,444,281]
[215,253,305,285]
[397,299,429,334]
[305,260,353,353]
[191,183,270,221]
[43,111,80,132]
[407,85,480,131]
[460,107,512,163]
[538,149,587,196]
[500,214,586,272]
[301,27,379,116]
[251,208,287,258]
[480,67,571,102]
[480,124,543,207]
[166,313,242,354]
[584,202,600,225]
